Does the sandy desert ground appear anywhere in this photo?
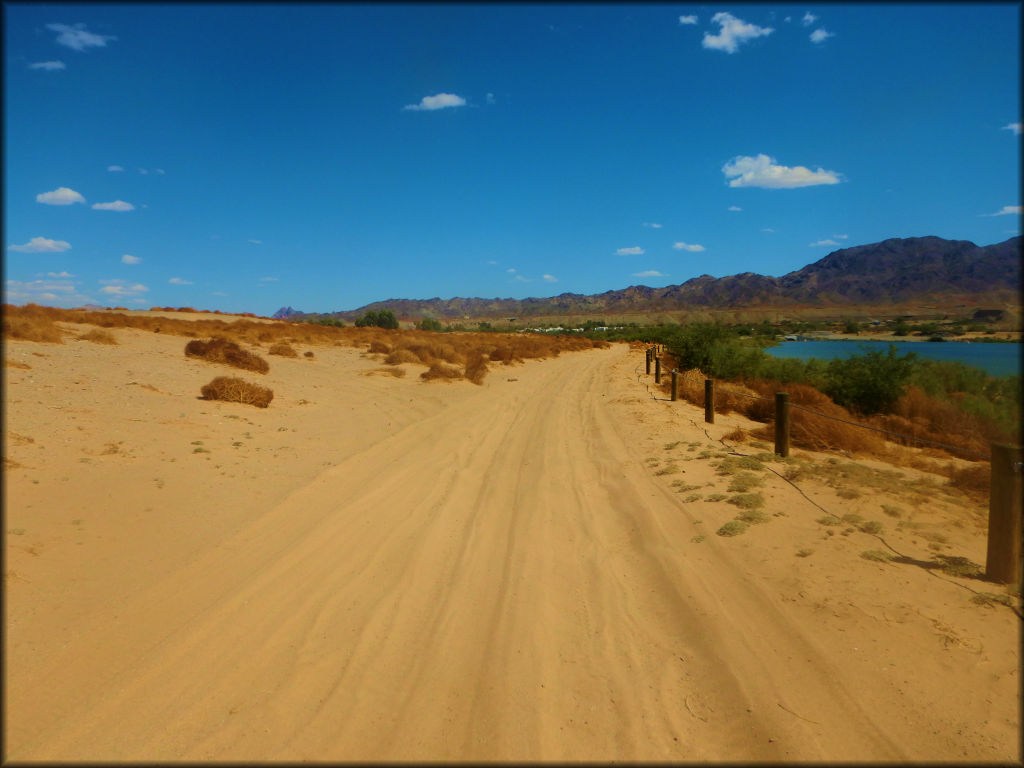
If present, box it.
[4,321,1020,761]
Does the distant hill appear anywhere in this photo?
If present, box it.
[275,235,1021,323]
[272,306,301,319]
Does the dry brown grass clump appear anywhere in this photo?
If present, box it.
[369,341,392,354]
[200,376,274,408]
[385,349,422,365]
[420,362,463,381]
[185,337,270,374]
[268,342,299,357]
[3,312,65,344]
[77,328,118,344]
[464,351,489,385]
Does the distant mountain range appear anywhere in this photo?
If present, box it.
[274,235,1021,322]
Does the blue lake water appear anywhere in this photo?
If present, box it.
[764,340,1021,378]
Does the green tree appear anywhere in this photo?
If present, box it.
[416,317,444,332]
[355,309,399,329]
[823,345,917,415]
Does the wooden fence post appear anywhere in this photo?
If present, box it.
[704,379,715,424]
[671,369,678,401]
[986,443,1023,585]
[654,355,661,384]
[774,392,790,457]
[645,348,651,375]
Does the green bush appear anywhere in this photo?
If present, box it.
[823,344,916,415]
[355,309,399,329]
[416,318,444,332]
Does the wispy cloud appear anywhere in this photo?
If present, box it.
[99,279,147,296]
[5,278,96,306]
[703,12,773,54]
[248,239,263,244]
[258,277,278,282]
[642,222,663,228]
[138,168,148,175]
[802,12,818,27]
[168,277,193,285]
[513,275,531,283]
[403,93,466,111]
[506,268,516,273]
[617,246,645,255]
[36,187,85,205]
[29,60,66,70]
[47,23,116,51]
[722,153,841,188]
[542,274,558,282]
[728,205,742,211]
[761,228,775,233]
[633,270,666,277]
[92,200,135,211]
[678,15,698,24]
[155,168,165,175]
[121,254,140,264]
[47,271,74,278]
[981,205,1022,217]
[810,28,833,44]
[8,236,71,253]
[673,241,706,252]
[485,93,496,105]
[810,239,840,247]
[833,233,849,239]
[107,165,123,171]
[212,291,228,297]
[1002,122,1022,135]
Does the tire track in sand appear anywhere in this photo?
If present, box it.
[11,344,906,761]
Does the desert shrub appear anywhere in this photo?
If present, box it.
[268,342,299,357]
[304,351,315,358]
[369,341,392,354]
[185,337,270,373]
[861,550,893,562]
[464,351,489,385]
[355,309,399,329]
[716,520,749,537]
[727,492,765,510]
[416,318,444,332]
[77,329,118,344]
[421,362,463,381]
[3,315,64,343]
[200,376,274,408]
[823,345,916,416]
[385,348,422,365]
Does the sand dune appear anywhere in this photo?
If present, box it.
[4,326,1019,761]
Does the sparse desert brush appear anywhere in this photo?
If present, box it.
[376,366,406,378]
[3,315,65,344]
[200,376,274,408]
[421,362,464,382]
[185,337,270,374]
[385,349,422,366]
[727,492,765,510]
[723,427,746,442]
[77,328,118,344]
[861,550,893,562]
[716,520,749,537]
[369,341,392,354]
[304,351,315,358]
[464,351,489,385]
[268,342,299,357]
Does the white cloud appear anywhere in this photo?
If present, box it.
[46,271,74,277]
[258,277,278,282]
[810,28,833,44]
[673,241,706,252]
[8,236,71,253]
[802,12,817,26]
[702,12,773,54]
[506,268,516,273]
[810,239,840,246]
[403,93,467,111]
[155,168,165,174]
[4,278,98,307]
[248,239,262,244]
[633,270,666,278]
[486,93,496,105]
[761,228,775,233]
[784,16,792,23]
[513,275,531,282]
[728,205,742,211]
[486,260,497,265]
[617,246,645,255]
[833,233,849,239]
[981,205,1022,217]
[168,277,193,285]
[99,280,147,296]
[30,60,66,70]
[678,15,698,24]
[642,222,663,228]
[107,165,124,171]
[7,279,74,293]
[138,168,148,174]
[1002,122,1022,135]
[121,254,141,264]
[542,274,557,282]
[47,23,116,51]
[36,186,85,205]
[722,153,841,188]
[92,200,135,211]
[211,291,228,297]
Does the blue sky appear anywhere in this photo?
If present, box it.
[4,3,1021,316]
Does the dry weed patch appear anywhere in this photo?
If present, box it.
[200,376,274,408]
[421,362,463,381]
[77,328,118,344]
[268,342,299,357]
[5,360,31,369]
[3,313,64,344]
[185,337,270,374]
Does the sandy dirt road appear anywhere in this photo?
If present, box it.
[5,338,1018,761]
